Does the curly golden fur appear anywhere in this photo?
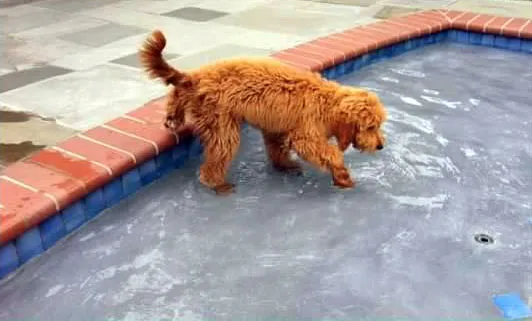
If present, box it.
[140,30,388,195]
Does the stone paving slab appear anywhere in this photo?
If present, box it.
[374,5,420,18]
[110,52,181,69]
[77,5,242,55]
[109,0,272,15]
[50,33,152,71]
[0,3,46,15]
[4,35,91,70]
[33,0,122,13]
[381,0,457,8]
[306,0,379,6]
[0,64,166,131]
[162,6,229,22]
[13,14,107,39]
[0,65,72,93]
[216,0,372,37]
[59,22,147,47]
[168,44,273,70]
[0,0,41,8]
[0,108,77,167]
[3,6,65,33]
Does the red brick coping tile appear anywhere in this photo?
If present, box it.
[1,10,531,245]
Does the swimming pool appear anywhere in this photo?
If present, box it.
[1,26,531,319]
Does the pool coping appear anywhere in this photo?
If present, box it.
[0,10,531,280]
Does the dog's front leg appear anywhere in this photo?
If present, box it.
[289,134,354,189]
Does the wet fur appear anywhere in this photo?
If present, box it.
[140,30,387,195]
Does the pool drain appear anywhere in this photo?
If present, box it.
[474,233,494,245]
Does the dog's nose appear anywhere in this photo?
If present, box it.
[377,144,384,150]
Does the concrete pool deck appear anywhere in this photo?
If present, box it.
[1,0,532,167]
[0,0,532,314]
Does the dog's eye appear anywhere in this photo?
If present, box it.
[367,126,377,131]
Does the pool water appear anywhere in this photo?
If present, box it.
[1,42,531,320]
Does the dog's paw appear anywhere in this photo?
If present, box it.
[334,178,355,189]
[332,168,355,189]
[214,183,235,196]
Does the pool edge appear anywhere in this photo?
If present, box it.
[1,10,531,281]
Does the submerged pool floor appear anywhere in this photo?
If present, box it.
[1,42,531,320]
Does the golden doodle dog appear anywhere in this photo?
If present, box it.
[140,30,387,195]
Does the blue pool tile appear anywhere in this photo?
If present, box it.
[448,30,458,41]
[122,169,142,196]
[172,144,189,168]
[329,67,338,79]
[392,42,407,56]
[456,30,469,44]
[468,32,483,45]
[334,62,347,78]
[343,59,355,74]
[322,68,334,79]
[435,30,448,42]
[156,149,175,176]
[493,293,532,320]
[407,38,416,49]
[367,51,380,65]
[506,38,521,52]
[139,159,160,185]
[521,40,532,53]
[359,54,370,68]
[189,138,203,158]
[494,35,509,49]
[364,52,375,65]
[425,34,436,44]
[481,34,495,47]
[15,227,43,264]
[380,46,394,59]
[330,64,341,78]
[321,68,330,79]
[328,68,335,78]
[103,178,124,207]
[352,57,364,71]
[0,242,19,279]
[39,215,66,249]
[84,189,106,219]
[412,36,423,48]
[61,201,86,232]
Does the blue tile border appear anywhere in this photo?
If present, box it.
[322,30,531,80]
[0,136,198,280]
[1,30,531,281]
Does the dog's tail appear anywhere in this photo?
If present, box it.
[139,30,188,86]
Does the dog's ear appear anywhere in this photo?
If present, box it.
[357,105,379,131]
[334,122,355,151]
[341,91,385,131]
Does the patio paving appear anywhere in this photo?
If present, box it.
[0,0,524,166]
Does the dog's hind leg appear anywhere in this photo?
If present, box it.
[164,92,185,131]
[198,118,241,195]
[289,132,354,189]
[261,131,302,175]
